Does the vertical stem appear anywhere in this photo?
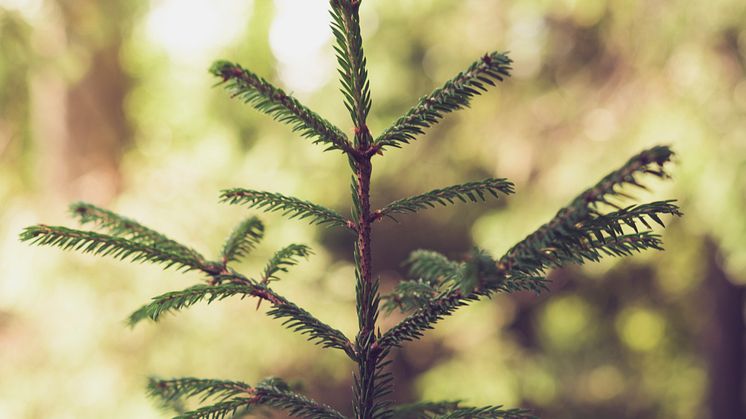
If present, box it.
[331,0,381,415]
[353,152,380,419]
[356,157,373,329]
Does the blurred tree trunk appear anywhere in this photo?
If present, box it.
[704,237,745,419]
[34,1,135,205]
[63,43,130,201]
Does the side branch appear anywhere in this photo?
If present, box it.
[499,146,677,277]
[434,405,537,419]
[262,244,313,282]
[148,377,249,403]
[379,288,476,348]
[20,225,209,272]
[129,279,356,360]
[380,146,680,349]
[376,178,514,221]
[220,189,349,228]
[266,289,357,359]
[390,400,535,419]
[221,216,265,264]
[391,401,461,418]
[150,376,346,419]
[375,51,512,149]
[70,202,205,262]
[210,61,351,153]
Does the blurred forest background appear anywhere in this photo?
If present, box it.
[1,0,745,418]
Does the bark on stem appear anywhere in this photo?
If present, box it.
[353,153,380,419]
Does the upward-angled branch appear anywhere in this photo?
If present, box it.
[380,146,680,349]
[379,288,478,348]
[390,400,534,419]
[391,401,461,418]
[127,283,260,326]
[376,178,514,221]
[210,61,351,153]
[379,233,672,349]
[220,189,349,228]
[330,0,372,145]
[148,377,249,404]
[499,146,677,278]
[128,279,356,360]
[406,250,463,283]
[435,406,537,419]
[70,202,205,262]
[381,279,441,314]
[375,51,512,150]
[20,225,209,272]
[221,217,264,264]
[262,244,313,282]
[150,376,346,419]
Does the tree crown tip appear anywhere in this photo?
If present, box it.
[640,145,674,165]
[19,225,45,241]
[209,60,241,80]
[68,201,91,213]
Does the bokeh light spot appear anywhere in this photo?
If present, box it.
[586,365,625,400]
[146,0,253,63]
[270,0,332,93]
[539,295,593,350]
[584,108,618,142]
[0,0,43,20]
[616,307,666,352]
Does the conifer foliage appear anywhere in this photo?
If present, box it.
[21,2,681,418]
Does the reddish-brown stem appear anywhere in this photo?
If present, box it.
[353,151,379,419]
[333,0,381,414]
[356,156,374,328]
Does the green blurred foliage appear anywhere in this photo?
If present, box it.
[1,0,744,418]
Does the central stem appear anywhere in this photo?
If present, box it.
[353,149,380,419]
[356,156,373,330]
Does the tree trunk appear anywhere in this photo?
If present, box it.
[704,237,745,419]
[33,1,132,205]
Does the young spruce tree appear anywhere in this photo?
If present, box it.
[21,2,681,418]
